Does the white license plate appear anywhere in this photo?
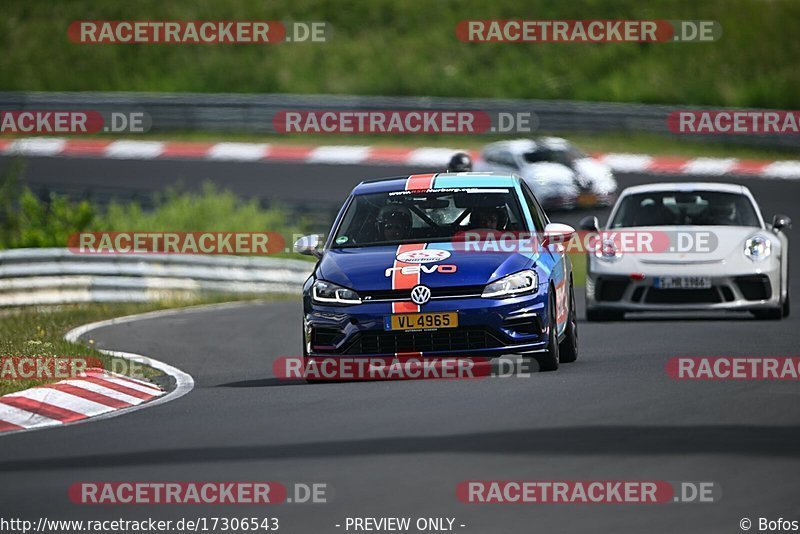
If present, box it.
[654,276,712,289]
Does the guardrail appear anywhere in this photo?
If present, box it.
[0,248,313,306]
[0,91,796,149]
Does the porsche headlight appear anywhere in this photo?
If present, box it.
[312,280,361,305]
[482,270,538,298]
[744,235,772,261]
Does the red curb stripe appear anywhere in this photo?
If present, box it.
[0,397,87,423]
[161,142,215,158]
[81,376,157,400]
[60,140,113,156]
[647,157,691,173]
[0,420,25,432]
[366,147,415,164]
[265,145,315,161]
[42,383,133,409]
[730,160,772,175]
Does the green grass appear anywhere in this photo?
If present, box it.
[0,296,272,396]
[1,0,798,108]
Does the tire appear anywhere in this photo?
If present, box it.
[559,281,579,363]
[783,292,791,318]
[585,308,625,322]
[534,292,560,372]
[752,308,782,320]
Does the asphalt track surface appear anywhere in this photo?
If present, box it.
[1,154,799,533]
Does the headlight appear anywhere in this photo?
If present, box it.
[312,280,361,305]
[744,235,772,261]
[482,270,538,298]
[595,238,623,261]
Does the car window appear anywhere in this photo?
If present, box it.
[610,191,760,228]
[520,182,548,232]
[487,150,518,168]
[332,188,529,248]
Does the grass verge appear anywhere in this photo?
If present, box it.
[0,294,275,396]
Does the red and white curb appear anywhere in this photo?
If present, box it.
[0,368,164,433]
[0,304,210,436]
[1,138,799,179]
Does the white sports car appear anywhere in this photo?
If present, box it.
[475,137,618,210]
[583,182,791,321]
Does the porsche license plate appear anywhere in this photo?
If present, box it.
[654,276,712,289]
[385,312,458,331]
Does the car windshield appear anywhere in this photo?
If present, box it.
[522,147,585,167]
[331,188,527,248]
[609,190,760,228]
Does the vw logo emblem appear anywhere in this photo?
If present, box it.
[410,285,431,305]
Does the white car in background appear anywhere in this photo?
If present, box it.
[475,138,618,210]
[583,182,791,321]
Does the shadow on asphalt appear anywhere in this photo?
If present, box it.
[2,425,799,472]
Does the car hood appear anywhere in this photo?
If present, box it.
[520,162,575,185]
[317,245,539,290]
[609,225,768,263]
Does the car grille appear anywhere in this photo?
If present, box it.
[361,285,484,302]
[342,327,503,355]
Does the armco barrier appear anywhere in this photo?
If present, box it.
[0,91,796,149]
[0,248,314,306]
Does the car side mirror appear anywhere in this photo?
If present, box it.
[543,223,576,246]
[773,214,792,232]
[579,216,599,232]
[293,234,323,258]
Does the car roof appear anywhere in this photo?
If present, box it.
[483,137,572,154]
[619,182,750,196]
[352,172,520,195]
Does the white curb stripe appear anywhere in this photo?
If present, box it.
[762,161,800,179]
[598,153,653,173]
[682,158,738,175]
[406,147,468,167]
[0,403,62,428]
[207,142,269,161]
[307,145,370,164]
[8,138,66,156]
[105,140,165,159]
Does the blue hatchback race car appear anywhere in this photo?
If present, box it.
[294,172,578,372]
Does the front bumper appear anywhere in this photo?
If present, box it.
[304,293,550,358]
[586,258,782,312]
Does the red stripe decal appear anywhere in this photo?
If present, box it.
[42,383,132,409]
[391,243,426,313]
[0,397,87,423]
[405,173,436,191]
